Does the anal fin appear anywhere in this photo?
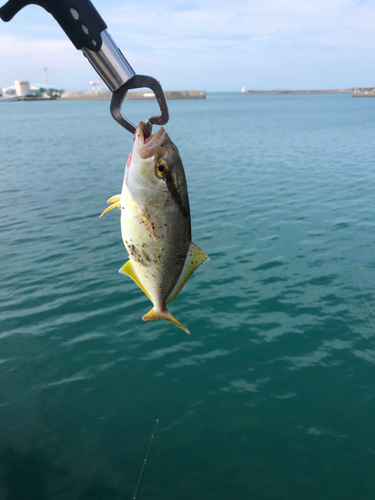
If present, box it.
[119,260,152,302]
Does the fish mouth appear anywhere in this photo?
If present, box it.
[135,122,166,159]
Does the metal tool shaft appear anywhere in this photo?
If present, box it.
[0,0,169,132]
[82,30,135,92]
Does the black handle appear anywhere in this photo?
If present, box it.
[0,0,106,51]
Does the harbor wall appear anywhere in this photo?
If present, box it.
[60,90,206,100]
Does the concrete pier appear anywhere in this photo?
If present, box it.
[60,90,205,100]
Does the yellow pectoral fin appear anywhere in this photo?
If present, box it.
[100,202,121,217]
[142,307,190,334]
[107,195,121,204]
[166,242,210,305]
[99,195,122,217]
[119,260,152,302]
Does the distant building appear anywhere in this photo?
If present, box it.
[1,81,63,98]
[30,84,63,97]
[89,78,103,93]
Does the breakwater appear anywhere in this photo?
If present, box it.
[60,90,205,100]
[241,89,353,95]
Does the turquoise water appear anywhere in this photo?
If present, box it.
[1,93,375,499]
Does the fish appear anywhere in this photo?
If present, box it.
[101,122,209,334]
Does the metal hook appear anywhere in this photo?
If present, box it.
[110,75,169,134]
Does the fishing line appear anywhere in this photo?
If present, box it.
[156,420,160,500]
[133,419,159,500]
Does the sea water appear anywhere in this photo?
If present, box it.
[0,93,374,499]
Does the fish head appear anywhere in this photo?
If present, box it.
[126,122,189,214]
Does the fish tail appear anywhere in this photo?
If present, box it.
[142,308,190,334]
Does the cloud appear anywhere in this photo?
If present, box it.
[101,0,375,89]
[0,0,374,90]
[105,0,375,51]
[0,33,81,73]
[0,33,89,89]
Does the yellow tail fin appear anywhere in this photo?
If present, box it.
[142,308,190,334]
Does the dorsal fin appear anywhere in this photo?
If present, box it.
[118,260,152,302]
[100,194,122,217]
[167,242,209,305]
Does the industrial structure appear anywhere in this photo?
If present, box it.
[0,80,63,100]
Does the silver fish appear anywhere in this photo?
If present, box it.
[101,122,209,333]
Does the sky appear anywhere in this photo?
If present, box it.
[0,0,374,92]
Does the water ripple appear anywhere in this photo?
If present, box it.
[1,95,375,500]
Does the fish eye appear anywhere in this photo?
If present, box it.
[155,160,169,178]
